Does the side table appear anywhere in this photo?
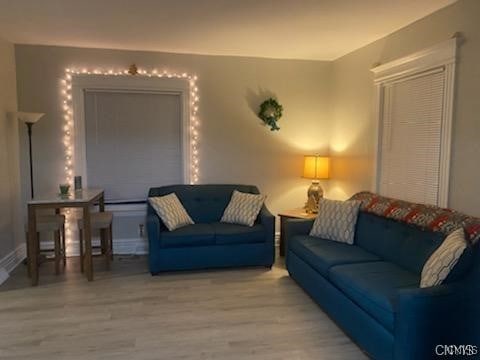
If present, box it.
[278,208,316,256]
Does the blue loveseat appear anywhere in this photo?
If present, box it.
[146,184,275,274]
[286,195,480,359]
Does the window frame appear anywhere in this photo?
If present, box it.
[370,38,457,207]
[71,75,192,192]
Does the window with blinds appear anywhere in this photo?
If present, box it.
[83,91,183,202]
[378,69,445,205]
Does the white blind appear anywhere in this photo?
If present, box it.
[84,91,183,202]
[379,69,445,205]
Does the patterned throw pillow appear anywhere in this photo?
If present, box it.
[149,193,194,231]
[221,190,266,227]
[420,228,468,288]
[309,198,361,244]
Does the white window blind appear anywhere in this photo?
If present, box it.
[84,91,183,202]
[379,69,445,205]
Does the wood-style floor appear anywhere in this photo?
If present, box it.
[0,254,367,360]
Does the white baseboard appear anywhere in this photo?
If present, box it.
[39,237,149,257]
[0,243,27,286]
[49,233,280,256]
[58,238,149,256]
[0,238,147,286]
[113,238,148,255]
[2,232,280,281]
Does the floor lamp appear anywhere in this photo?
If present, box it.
[14,112,45,199]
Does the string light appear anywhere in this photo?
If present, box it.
[61,67,201,242]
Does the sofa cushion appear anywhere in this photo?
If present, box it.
[421,228,469,288]
[354,212,444,274]
[160,224,215,248]
[213,222,265,245]
[289,235,381,277]
[149,193,194,231]
[221,190,266,227]
[148,185,260,223]
[310,198,361,244]
[329,261,419,332]
[351,191,480,245]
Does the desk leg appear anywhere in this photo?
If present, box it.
[28,205,38,286]
[99,193,105,212]
[83,205,93,281]
[98,192,112,260]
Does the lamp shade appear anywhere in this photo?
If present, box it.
[303,155,330,180]
[15,112,45,124]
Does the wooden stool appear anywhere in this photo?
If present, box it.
[78,212,113,272]
[26,214,66,275]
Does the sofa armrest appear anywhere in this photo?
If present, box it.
[146,212,166,247]
[258,205,275,222]
[284,218,314,241]
[259,205,275,245]
[394,282,480,359]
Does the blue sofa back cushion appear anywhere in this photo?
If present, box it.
[446,244,475,283]
[148,184,260,224]
[354,212,444,275]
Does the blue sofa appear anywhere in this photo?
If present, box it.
[146,184,275,274]
[286,199,480,359]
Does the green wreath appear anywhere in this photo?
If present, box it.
[258,98,283,131]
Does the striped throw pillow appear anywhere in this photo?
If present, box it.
[149,193,194,231]
[420,228,468,288]
[221,190,266,227]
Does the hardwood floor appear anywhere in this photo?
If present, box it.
[0,255,367,360]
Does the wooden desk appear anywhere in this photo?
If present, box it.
[278,208,316,257]
[27,188,104,286]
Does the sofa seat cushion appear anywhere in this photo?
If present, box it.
[160,224,215,248]
[213,222,265,245]
[289,235,381,277]
[329,262,419,332]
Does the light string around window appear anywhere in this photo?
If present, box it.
[60,66,200,244]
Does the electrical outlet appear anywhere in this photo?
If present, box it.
[139,224,145,237]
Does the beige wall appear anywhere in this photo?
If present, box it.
[15,45,332,220]
[13,0,480,232]
[330,0,480,216]
[0,37,21,260]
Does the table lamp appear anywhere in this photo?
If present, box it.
[13,111,45,198]
[302,155,330,213]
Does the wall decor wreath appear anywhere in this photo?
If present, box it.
[258,98,283,131]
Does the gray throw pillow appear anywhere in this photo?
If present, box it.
[149,193,194,231]
[221,190,266,227]
[309,198,361,244]
[420,228,468,288]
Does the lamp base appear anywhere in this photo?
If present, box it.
[305,180,324,214]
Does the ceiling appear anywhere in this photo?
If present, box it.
[0,0,457,61]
